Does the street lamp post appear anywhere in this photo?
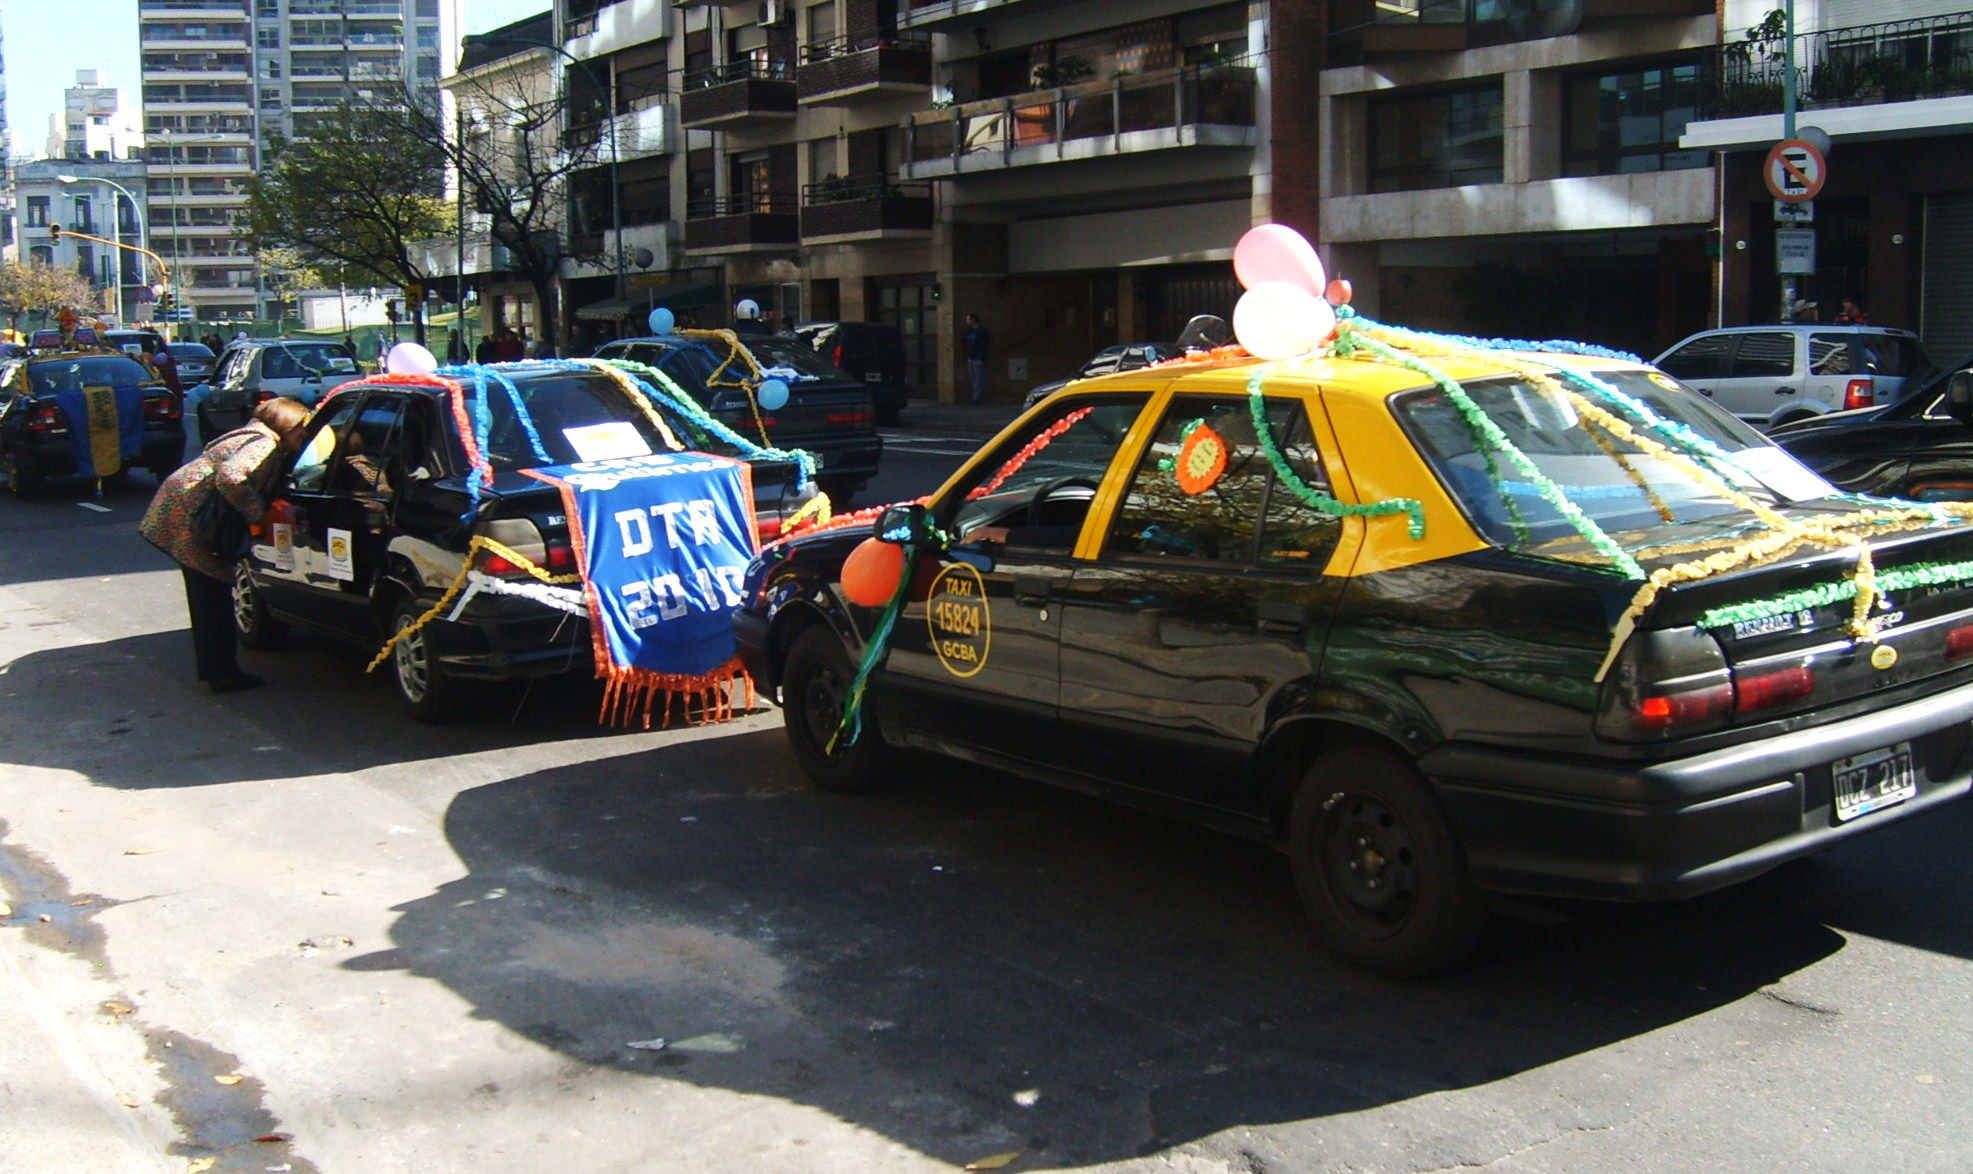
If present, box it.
[57,175,147,325]
[462,31,624,303]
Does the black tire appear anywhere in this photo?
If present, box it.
[780,623,887,793]
[3,450,38,499]
[1288,744,1487,978]
[389,597,470,724]
[232,563,288,650]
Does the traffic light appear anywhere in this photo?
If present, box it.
[930,281,943,302]
[49,223,62,241]
[159,290,175,315]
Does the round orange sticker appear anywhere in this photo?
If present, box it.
[1175,423,1228,495]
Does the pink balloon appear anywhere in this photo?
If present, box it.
[1233,224,1326,295]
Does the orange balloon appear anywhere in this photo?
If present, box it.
[1325,278,1353,306]
[841,537,906,608]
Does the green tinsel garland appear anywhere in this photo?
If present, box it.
[1694,558,1973,632]
[1244,371,1427,540]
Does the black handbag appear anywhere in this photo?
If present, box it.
[193,481,251,561]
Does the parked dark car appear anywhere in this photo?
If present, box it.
[168,340,218,386]
[593,332,882,504]
[737,349,1973,975]
[1769,357,1973,500]
[793,321,910,424]
[231,362,819,721]
[0,348,183,497]
[1023,342,1177,408]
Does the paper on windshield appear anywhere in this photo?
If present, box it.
[563,421,653,463]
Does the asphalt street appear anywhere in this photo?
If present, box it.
[2,408,1972,1171]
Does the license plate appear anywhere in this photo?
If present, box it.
[863,372,882,383]
[1833,743,1916,822]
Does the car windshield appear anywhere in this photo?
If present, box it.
[479,371,744,470]
[1397,370,1837,562]
[279,343,359,375]
[27,355,152,393]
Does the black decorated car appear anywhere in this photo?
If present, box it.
[0,347,183,497]
[736,343,1973,975]
[232,360,817,721]
[1771,357,1973,501]
[593,331,882,503]
[793,320,911,424]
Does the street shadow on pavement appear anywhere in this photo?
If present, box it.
[0,628,636,789]
[343,731,1966,1167]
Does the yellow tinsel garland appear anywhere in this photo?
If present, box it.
[366,536,581,674]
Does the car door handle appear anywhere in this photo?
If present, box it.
[1257,599,1308,636]
[1012,574,1052,607]
[1776,386,1796,395]
[1698,388,1713,396]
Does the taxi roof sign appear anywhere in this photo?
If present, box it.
[1765,138,1827,203]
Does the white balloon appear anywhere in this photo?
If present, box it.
[1233,282,1330,360]
[386,341,439,375]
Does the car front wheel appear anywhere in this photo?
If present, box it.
[390,598,469,723]
[780,624,886,793]
[232,563,288,649]
[1288,743,1486,977]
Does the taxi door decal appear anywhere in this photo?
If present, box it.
[926,562,990,677]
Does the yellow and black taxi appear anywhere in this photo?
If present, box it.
[0,329,184,497]
[734,325,1973,975]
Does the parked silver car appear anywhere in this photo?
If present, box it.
[1654,324,1931,429]
[193,338,364,442]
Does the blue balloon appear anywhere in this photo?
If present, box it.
[647,307,675,335]
[757,378,790,412]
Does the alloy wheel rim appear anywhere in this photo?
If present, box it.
[233,569,256,633]
[394,617,429,703]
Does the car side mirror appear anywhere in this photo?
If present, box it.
[1947,370,1973,426]
[874,502,933,545]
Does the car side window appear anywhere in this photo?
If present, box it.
[1104,395,1341,567]
[947,397,1147,553]
[1809,334,1853,375]
[332,397,404,495]
[221,350,253,390]
[1729,332,1795,378]
[289,394,364,492]
[1658,336,1731,380]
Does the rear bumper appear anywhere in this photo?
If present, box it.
[733,608,774,693]
[425,593,591,680]
[8,430,180,478]
[795,433,883,481]
[1422,678,1973,901]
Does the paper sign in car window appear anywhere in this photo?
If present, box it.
[563,422,654,463]
[327,356,357,372]
[326,527,355,581]
[1727,446,1836,503]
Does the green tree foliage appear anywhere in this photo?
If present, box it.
[0,260,108,333]
[248,101,452,343]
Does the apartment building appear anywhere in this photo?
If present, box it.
[137,0,461,323]
[1680,0,1973,358]
[1,22,12,260]
[16,158,152,324]
[50,71,145,161]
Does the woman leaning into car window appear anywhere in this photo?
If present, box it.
[140,397,311,695]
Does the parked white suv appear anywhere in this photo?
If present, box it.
[1654,325,1931,430]
[193,338,364,443]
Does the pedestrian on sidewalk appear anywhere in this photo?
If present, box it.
[140,397,311,694]
[964,312,989,404]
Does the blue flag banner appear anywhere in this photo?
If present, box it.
[527,452,758,727]
[54,383,145,479]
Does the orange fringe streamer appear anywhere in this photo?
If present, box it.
[596,658,758,730]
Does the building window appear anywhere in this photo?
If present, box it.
[1369,82,1504,193]
[24,196,49,227]
[1563,55,1712,177]
[71,195,95,233]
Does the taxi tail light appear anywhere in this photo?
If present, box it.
[830,343,844,368]
[1946,623,1973,660]
[1633,682,1734,731]
[827,411,872,427]
[1732,664,1815,715]
[24,403,66,434]
[1843,378,1875,411]
[143,395,182,422]
[544,540,576,571]
[1596,626,1734,740]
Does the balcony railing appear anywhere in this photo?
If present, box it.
[800,176,933,239]
[905,63,1256,172]
[683,193,799,253]
[1712,11,1973,117]
[798,33,932,105]
[680,58,799,128]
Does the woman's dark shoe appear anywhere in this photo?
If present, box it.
[208,672,266,695]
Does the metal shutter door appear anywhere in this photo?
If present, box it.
[1923,195,1973,361]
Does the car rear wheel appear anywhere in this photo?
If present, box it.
[232,563,288,650]
[3,451,39,499]
[781,624,886,793]
[390,598,469,724]
[1288,744,1486,977]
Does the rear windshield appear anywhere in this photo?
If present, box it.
[478,371,743,470]
[736,335,848,381]
[169,343,215,360]
[26,355,153,393]
[1396,370,1836,562]
[1809,332,1929,378]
